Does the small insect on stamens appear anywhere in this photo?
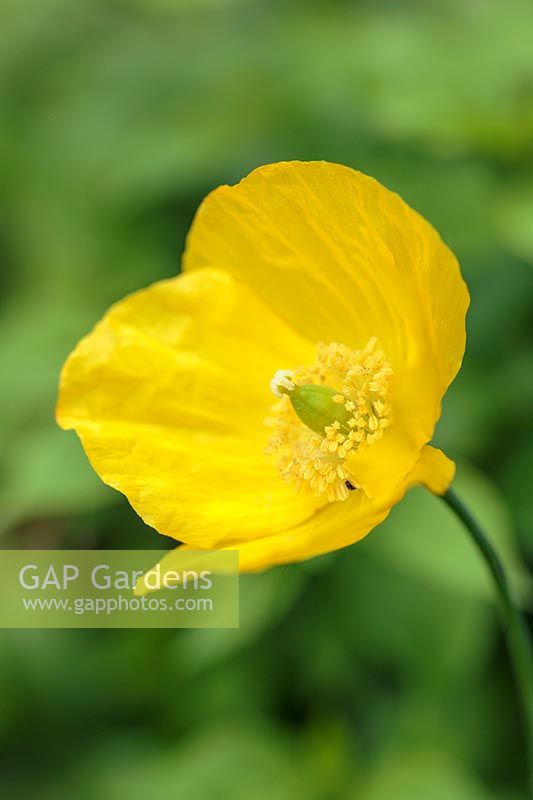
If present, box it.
[345,480,357,491]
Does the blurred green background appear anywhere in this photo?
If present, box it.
[1,0,532,797]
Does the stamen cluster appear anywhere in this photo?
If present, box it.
[266,339,392,502]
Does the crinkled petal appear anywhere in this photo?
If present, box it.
[139,445,455,578]
[57,269,321,547]
[184,161,469,495]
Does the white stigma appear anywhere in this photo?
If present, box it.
[270,369,295,398]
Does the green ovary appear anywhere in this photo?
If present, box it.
[283,384,352,436]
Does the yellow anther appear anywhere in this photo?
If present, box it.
[266,339,393,502]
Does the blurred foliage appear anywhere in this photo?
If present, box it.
[0,0,532,797]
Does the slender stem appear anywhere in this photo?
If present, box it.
[442,487,533,796]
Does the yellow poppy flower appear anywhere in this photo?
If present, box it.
[56,161,469,573]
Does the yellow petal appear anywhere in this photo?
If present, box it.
[407,445,455,496]
[57,269,322,547]
[184,161,468,385]
[184,161,469,495]
[142,445,455,576]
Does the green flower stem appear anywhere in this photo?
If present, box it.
[442,487,533,796]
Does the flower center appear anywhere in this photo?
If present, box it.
[265,339,393,502]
